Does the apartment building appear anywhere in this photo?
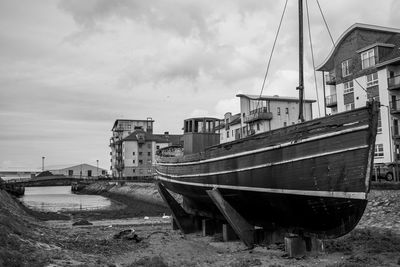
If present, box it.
[110,118,154,178]
[317,23,400,165]
[219,94,315,143]
[110,118,182,178]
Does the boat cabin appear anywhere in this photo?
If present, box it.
[183,117,221,155]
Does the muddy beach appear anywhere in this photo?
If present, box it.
[1,183,400,266]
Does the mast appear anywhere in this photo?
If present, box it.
[297,0,305,122]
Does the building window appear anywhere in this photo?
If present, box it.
[285,107,289,114]
[257,123,260,131]
[374,144,384,157]
[345,103,355,111]
[156,145,160,150]
[343,81,354,94]
[148,152,151,156]
[139,151,142,156]
[226,131,229,138]
[377,112,382,134]
[366,72,378,87]
[133,169,135,173]
[147,143,151,149]
[139,160,143,164]
[133,160,135,164]
[277,107,281,115]
[132,152,135,155]
[283,122,287,127]
[341,59,351,77]
[361,49,375,69]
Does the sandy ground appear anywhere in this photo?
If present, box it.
[1,184,400,266]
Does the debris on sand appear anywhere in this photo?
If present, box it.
[72,219,93,226]
[113,229,142,242]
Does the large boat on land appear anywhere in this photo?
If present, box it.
[155,0,379,239]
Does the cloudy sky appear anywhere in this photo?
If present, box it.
[0,0,399,170]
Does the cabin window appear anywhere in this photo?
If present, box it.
[374,144,384,157]
[345,103,355,111]
[341,59,351,77]
[277,107,281,115]
[361,49,375,69]
[366,72,378,87]
[343,81,354,94]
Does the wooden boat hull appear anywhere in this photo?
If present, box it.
[156,102,379,238]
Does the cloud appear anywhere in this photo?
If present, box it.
[0,0,397,169]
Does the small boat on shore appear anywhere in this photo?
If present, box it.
[155,0,379,239]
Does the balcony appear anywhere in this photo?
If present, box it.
[388,74,400,90]
[325,74,336,85]
[115,162,124,170]
[244,107,273,123]
[325,94,337,107]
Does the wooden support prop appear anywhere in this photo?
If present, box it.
[156,182,196,234]
[285,235,306,258]
[206,188,254,248]
[223,223,239,241]
[285,235,324,257]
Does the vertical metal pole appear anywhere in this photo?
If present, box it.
[96,160,99,177]
[42,156,45,171]
[322,72,327,116]
[297,0,305,122]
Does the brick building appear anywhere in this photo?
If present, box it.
[317,23,400,166]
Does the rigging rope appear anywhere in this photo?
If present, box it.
[256,0,288,110]
[316,0,367,93]
[305,0,321,117]
[316,0,335,47]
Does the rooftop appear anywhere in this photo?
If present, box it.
[317,23,400,71]
[236,94,316,103]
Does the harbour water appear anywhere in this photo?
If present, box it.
[21,186,112,212]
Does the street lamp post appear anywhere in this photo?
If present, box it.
[96,160,99,178]
[42,156,45,171]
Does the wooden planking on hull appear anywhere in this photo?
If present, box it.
[155,101,379,239]
[161,181,367,238]
[158,104,376,164]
